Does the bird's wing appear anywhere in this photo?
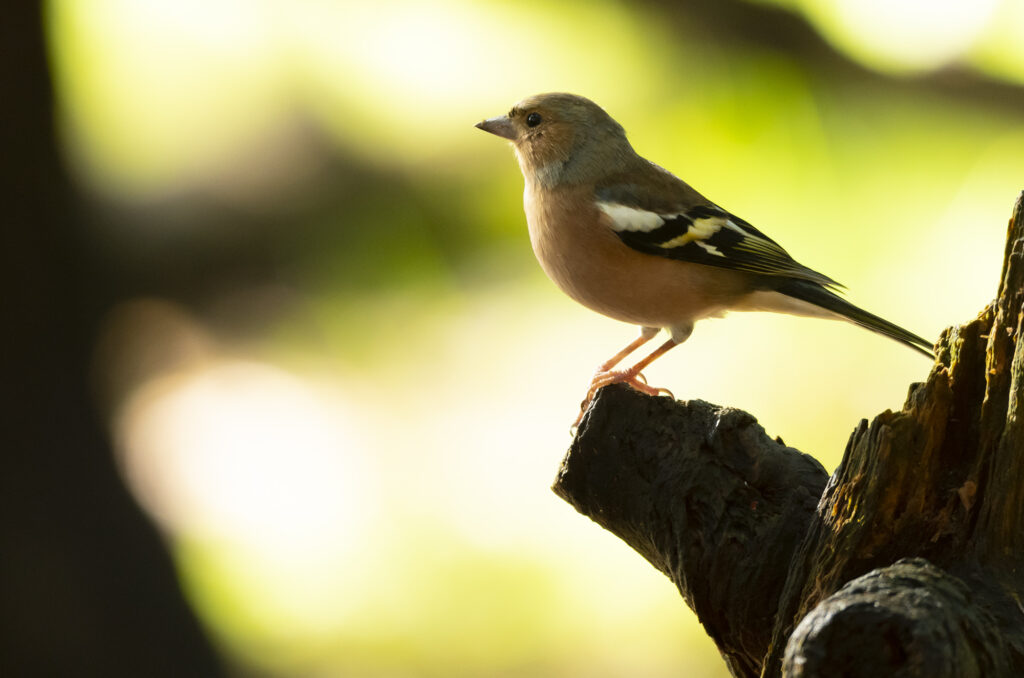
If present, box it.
[595,183,841,289]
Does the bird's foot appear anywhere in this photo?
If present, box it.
[573,369,674,428]
[589,368,666,396]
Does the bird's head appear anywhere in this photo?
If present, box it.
[476,93,635,187]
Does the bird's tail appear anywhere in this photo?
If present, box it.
[774,279,934,358]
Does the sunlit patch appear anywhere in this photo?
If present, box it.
[114,360,373,563]
[311,1,495,104]
[47,0,290,196]
[298,0,660,163]
[969,0,1024,85]
[803,0,1001,73]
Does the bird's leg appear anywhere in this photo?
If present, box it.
[590,338,678,395]
[575,337,678,427]
[595,326,660,372]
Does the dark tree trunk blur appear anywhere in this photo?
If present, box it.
[0,6,223,677]
[554,194,1024,677]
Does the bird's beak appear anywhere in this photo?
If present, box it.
[475,115,517,141]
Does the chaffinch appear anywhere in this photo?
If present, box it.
[476,93,933,424]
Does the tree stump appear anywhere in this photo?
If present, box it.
[552,192,1024,677]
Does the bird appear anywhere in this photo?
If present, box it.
[475,92,933,425]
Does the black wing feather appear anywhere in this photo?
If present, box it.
[607,201,842,289]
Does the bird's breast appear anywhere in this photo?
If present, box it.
[523,184,753,330]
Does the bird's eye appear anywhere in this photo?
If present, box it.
[526,112,542,127]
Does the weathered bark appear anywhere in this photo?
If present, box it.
[553,193,1024,677]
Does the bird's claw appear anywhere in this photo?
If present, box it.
[573,369,674,429]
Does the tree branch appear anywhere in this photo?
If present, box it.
[553,392,828,676]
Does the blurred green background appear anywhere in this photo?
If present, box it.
[30,0,1024,676]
